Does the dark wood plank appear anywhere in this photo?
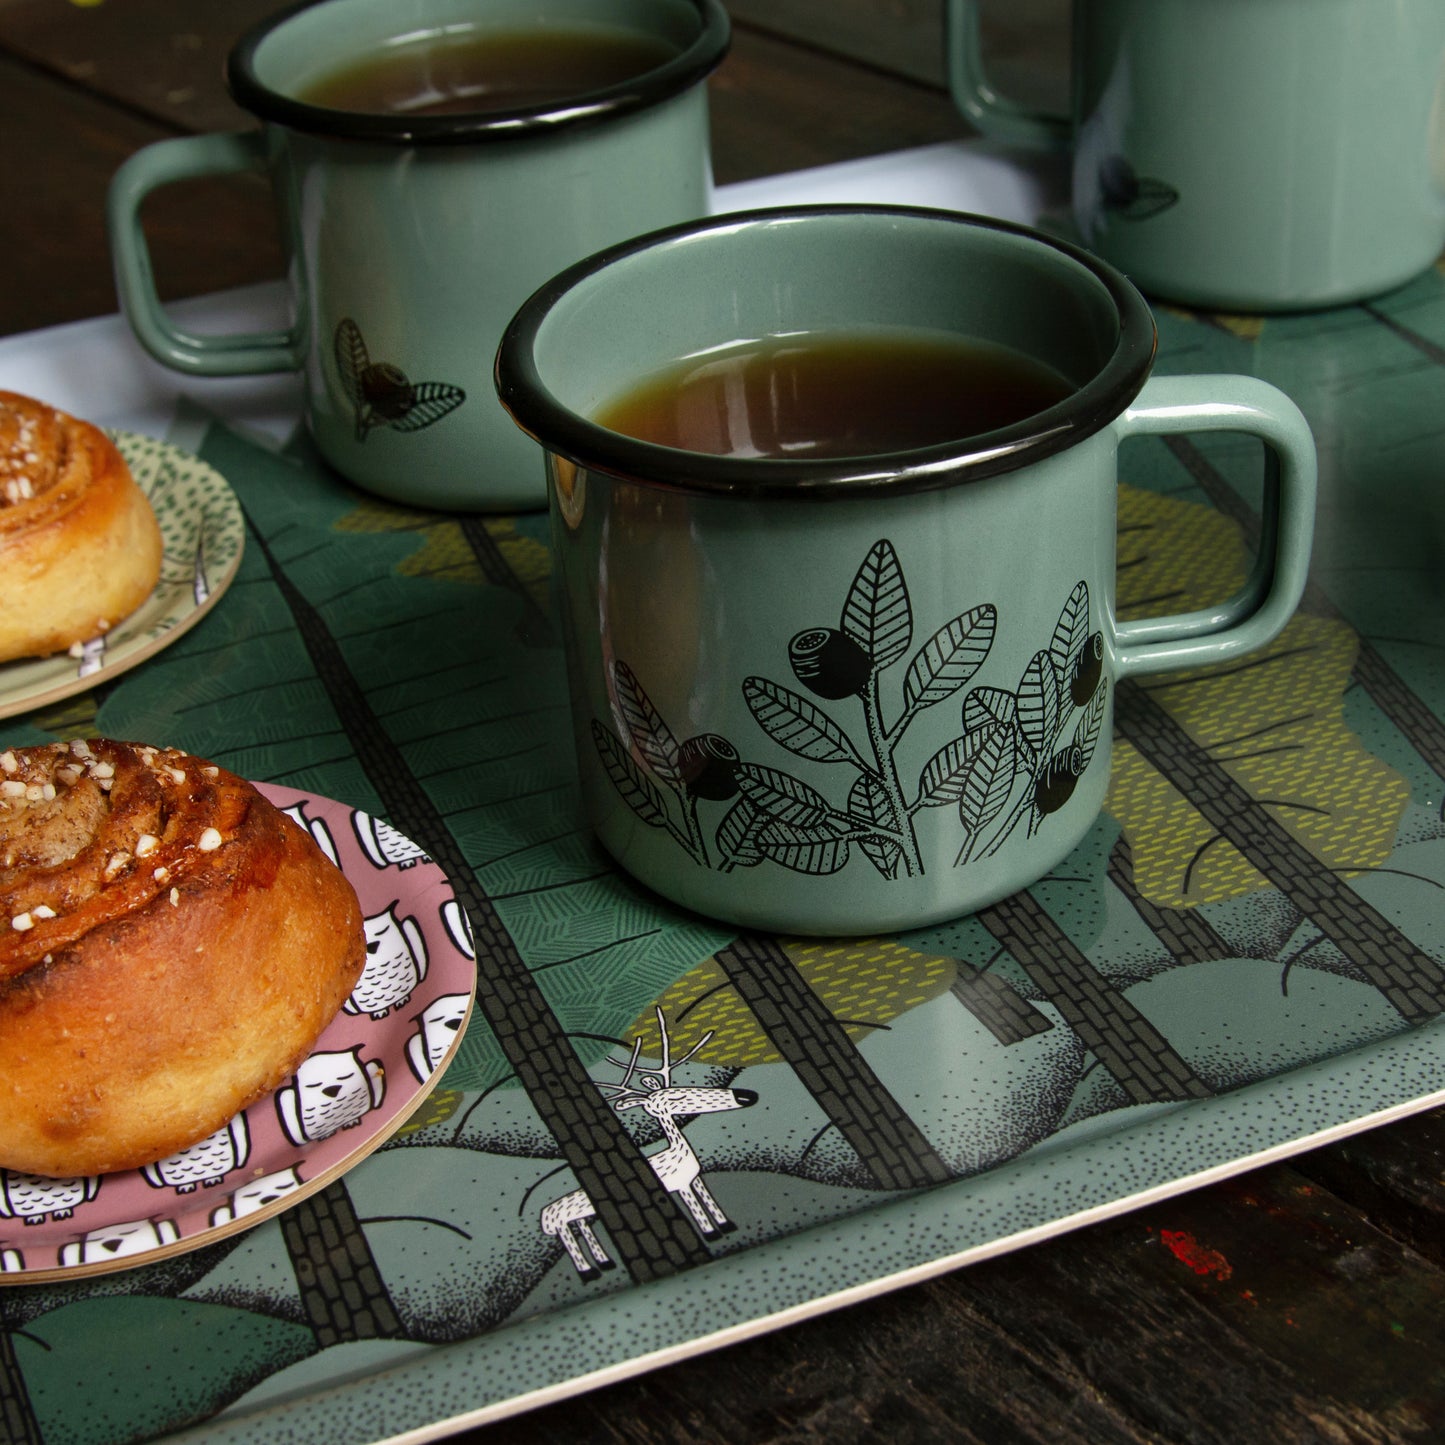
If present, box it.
[0,54,282,336]
[0,0,268,133]
[0,0,1007,127]
[727,0,948,85]
[451,1155,1445,1444]
[1294,1105,1445,1273]
[959,1165,1445,1443]
[727,0,1071,104]
[0,0,969,160]
[711,26,964,184]
[2,6,1444,1444]
[474,1259,1155,1444]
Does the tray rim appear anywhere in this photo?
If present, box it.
[178,1016,1445,1445]
[0,140,1438,1445]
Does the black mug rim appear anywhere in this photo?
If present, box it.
[226,0,731,146]
[494,205,1160,500]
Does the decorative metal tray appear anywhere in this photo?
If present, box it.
[0,143,1441,1445]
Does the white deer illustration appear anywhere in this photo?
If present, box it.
[541,1010,757,1279]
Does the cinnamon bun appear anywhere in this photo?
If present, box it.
[0,391,163,664]
[0,739,365,1176]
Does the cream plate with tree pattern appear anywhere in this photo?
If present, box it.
[0,432,244,720]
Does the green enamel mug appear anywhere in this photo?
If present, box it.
[107,0,729,511]
[950,0,1445,311]
[495,206,1318,935]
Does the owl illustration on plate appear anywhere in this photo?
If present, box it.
[406,992,470,1083]
[442,898,475,961]
[210,1167,305,1226]
[58,1218,181,1266]
[281,801,340,868]
[347,904,429,1020]
[72,635,107,678]
[193,533,211,607]
[140,1114,251,1193]
[0,1169,101,1225]
[334,318,466,442]
[353,809,431,871]
[276,1047,386,1146]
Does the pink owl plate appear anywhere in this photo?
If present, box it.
[0,784,476,1284]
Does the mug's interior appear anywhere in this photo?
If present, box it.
[532,211,1127,429]
[246,0,707,107]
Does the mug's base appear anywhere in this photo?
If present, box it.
[593,822,1093,938]
[342,468,549,515]
[1103,250,1442,316]
[307,430,549,513]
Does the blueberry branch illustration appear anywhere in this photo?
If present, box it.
[951,584,1106,867]
[593,549,1112,885]
[957,754,1038,866]
[678,770,712,866]
[715,772,905,875]
[767,614,922,877]
[741,542,1000,881]
[860,666,924,876]
[882,672,943,749]
[593,663,751,870]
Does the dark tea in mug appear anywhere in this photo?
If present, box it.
[592,329,1075,459]
[299,25,680,116]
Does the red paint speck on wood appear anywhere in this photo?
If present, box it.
[1160,1229,1234,1280]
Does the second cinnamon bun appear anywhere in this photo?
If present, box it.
[0,391,164,664]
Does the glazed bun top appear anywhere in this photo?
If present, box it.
[0,738,248,980]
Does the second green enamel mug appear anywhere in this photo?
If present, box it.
[108,0,729,511]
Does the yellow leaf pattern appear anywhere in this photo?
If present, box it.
[1106,485,1408,906]
[1208,315,1266,342]
[393,1088,464,1135]
[336,503,551,612]
[486,519,552,615]
[627,939,958,1067]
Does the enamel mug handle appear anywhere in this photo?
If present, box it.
[1112,374,1317,678]
[107,131,304,376]
[946,0,1071,149]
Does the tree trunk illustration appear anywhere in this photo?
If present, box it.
[714,935,954,1189]
[1351,645,1445,786]
[278,1180,405,1348]
[1360,300,1445,370]
[1107,835,1235,967]
[468,902,716,1279]
[253,520,712,1285]
[0,1318,42,1445]
[460,515,556,649]
[1115,680,1445,1023]
[951,967,1056,1046]
[976,891,1213,1104]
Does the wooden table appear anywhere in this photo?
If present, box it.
[1,4,1443,1441]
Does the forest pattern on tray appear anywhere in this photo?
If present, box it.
[2,274,1444,1445]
